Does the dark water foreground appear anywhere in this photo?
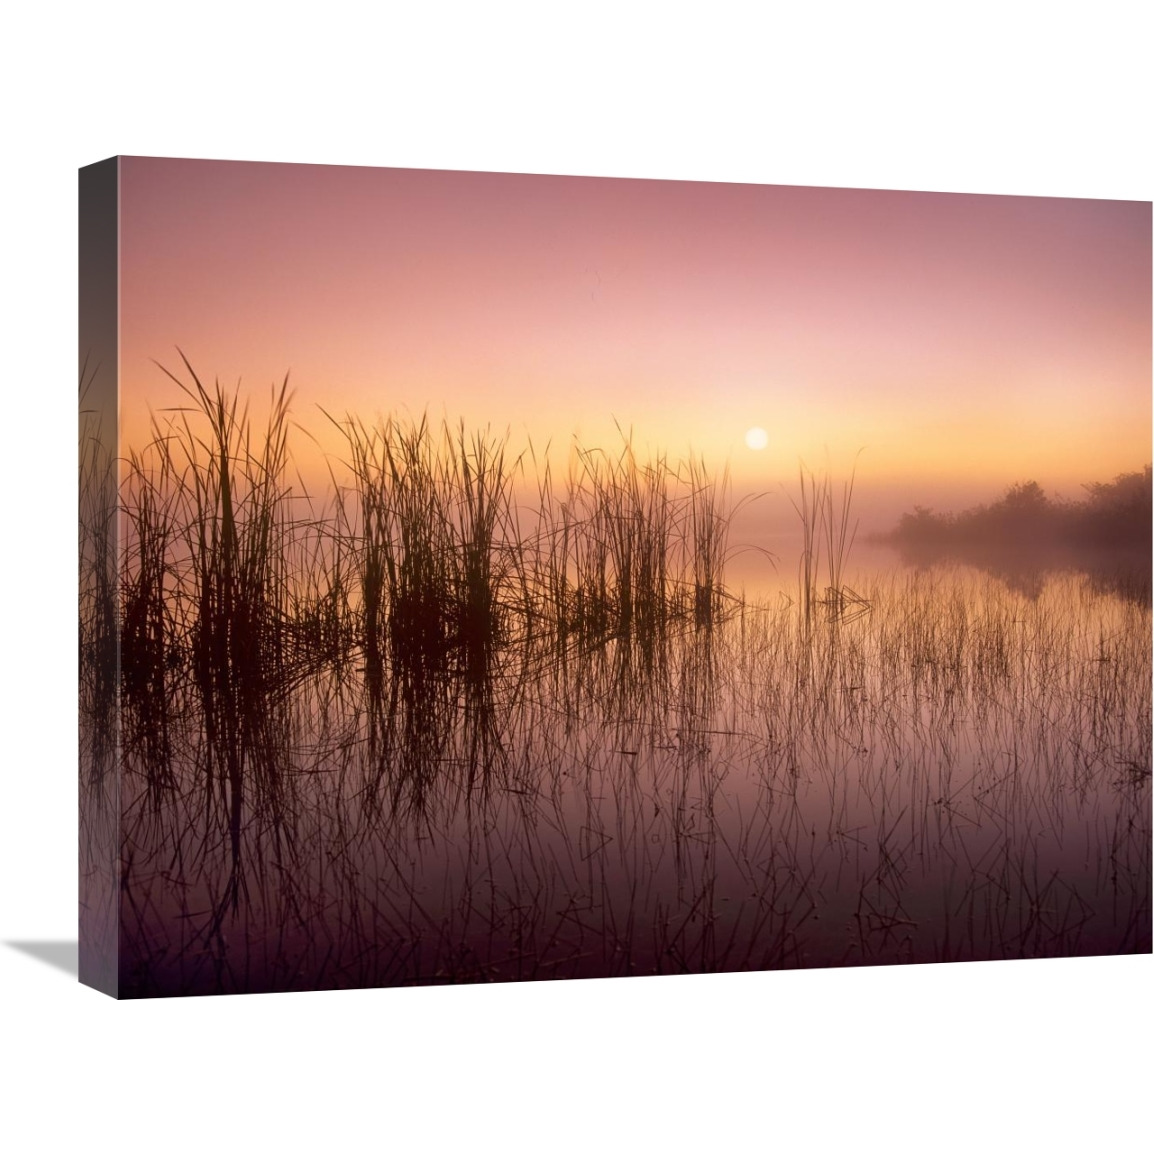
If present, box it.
[84,566,1151,997]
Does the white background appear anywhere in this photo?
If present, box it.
[0,3,1149,1150]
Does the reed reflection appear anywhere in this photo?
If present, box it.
[83,369,1151,996]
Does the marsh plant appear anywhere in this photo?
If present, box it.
[83,368,1151,996]
[790,460,871,629]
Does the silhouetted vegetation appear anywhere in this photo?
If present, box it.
[79,355,121,998]
[790,460,871,628]
[881,470,1152,602]
[888,470,1151,551]
[82,366,1152,996]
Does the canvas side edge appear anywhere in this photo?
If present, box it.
[78,156,121,998]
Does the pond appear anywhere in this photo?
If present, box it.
[95,560,1150,996]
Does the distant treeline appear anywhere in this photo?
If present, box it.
[885,467,1152,554]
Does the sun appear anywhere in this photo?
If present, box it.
[744,426,769,451]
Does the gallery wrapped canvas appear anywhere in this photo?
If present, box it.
[79,157,1152,998]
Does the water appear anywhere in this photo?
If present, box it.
[98,557,1151,996]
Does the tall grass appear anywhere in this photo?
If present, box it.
[108,369,747,810]
[790,459,870,629]
[527,432,739,652]
[684,455,731,629]
[120,440,180,787]
[97,371,1150,994]
[79,355,122,995]
[154,358,295,802]
[325,413,525,671]
[78,357,119,782]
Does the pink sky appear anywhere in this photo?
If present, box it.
[118,157,1151,531]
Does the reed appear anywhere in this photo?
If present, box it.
[120,441,181,785]
[683,455,730,629]
[790,459,870,629]
[98,373,1150,994]
[78,358,119,781]
[142,354,298,809]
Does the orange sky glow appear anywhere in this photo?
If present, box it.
[117,157,1151,534]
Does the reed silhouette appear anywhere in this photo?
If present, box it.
[790,460,871,629]
[82,365,1152,996]
[79,355,121,995]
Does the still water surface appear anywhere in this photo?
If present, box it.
[113,557,1151,995]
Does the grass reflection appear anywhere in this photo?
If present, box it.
[80,370,1151,995]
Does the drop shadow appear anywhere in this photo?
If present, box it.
[5,940,80,978]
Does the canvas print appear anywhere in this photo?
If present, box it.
[80,157,1151,998]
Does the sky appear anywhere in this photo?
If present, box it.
[118,156,1151,534]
